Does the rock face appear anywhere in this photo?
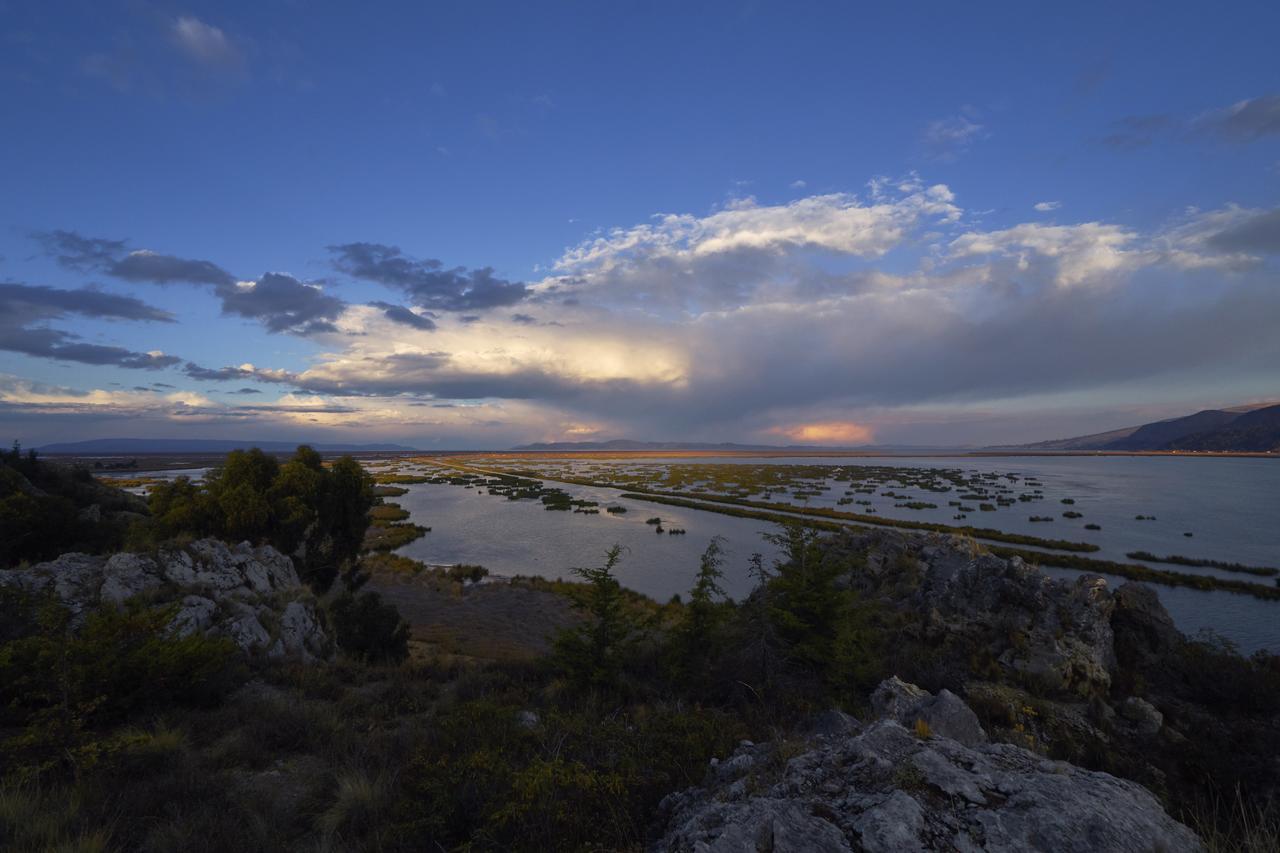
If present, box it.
[654,679,1203,853]
[870,676,987,747]
[834,529,1119,698]
[0,539,331,661]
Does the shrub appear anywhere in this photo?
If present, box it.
[554,546,644,689]
[328,591,410,665]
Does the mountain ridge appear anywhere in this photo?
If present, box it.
[1003,402,1280,452]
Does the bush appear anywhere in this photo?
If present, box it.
[328,591,410,664]
[0,589,241,776]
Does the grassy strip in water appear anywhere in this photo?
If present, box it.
[428,459,1101,554]
[599,487,1103,553]
[616,492,1280,601]
[1126,551,1279,578]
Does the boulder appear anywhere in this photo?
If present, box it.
[654,682,1203,853]
[871,676,987,746]
[0,539,330,661]
[1119,696,1164,738]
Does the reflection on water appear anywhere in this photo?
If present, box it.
[393,456,1280,654]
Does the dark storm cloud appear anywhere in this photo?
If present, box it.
[215,273,345,334]
[0,281,180,370]
[1206,208,1280,254]
[1197,94,1280,142]
[328,242,528,311]
[369,301,437,330]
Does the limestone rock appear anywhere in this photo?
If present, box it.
[871,676,987,746]
[1120,696,1164,737]
[170,595,218,637]
[0,539,330,661]
[654,682,1203,853]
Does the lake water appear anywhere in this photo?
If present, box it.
[390,456,1280,654]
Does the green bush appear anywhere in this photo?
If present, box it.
[0,588,240,777]
[329,590,410,664]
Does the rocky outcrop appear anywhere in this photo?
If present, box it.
[0,539,331,661]
[654,679,1203,853]
[870,676,987,747]
[832,529,1119,698]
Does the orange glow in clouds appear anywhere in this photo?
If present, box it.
[768,421,874,445]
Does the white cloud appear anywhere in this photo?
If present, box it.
[1033,201,1062,212]
[948,222,1147,287]
[171,16,243,69]
[922,114,985,160]
[552,184,962,286]
[790,179,807,189]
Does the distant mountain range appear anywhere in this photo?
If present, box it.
[36,438,421,454]
[510,439,951,452]
[1008,402,1280,452]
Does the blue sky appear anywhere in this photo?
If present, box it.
[2,0,1278,448]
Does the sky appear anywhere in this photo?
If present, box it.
[1,0,1278,449]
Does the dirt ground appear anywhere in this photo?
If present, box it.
[366,567,580,663]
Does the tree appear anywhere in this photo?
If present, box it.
[555,546,642,689]
[670,537,730,682]
[761,524,848,674]
[328,590,410,664]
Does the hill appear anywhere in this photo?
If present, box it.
[1167,403,1280,451]
[1008,401,1280,452]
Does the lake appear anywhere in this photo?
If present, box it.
[389,455,1280,654]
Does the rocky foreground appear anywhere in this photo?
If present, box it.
[654,677,1202,851]
[0,538,332,661]
[4,525,1273,849]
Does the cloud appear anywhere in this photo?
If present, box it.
[183,363,256,382]
[1103,97,1280,150]
[1033,201,1062,212]
[228,388,263,395]
[948,222,1146,287]
[109,250,236,286]
[13,183,1280,446]
[1197,94,1280,142]
[31,230,128,271]
[546,183,962,313]
[0,282,173,322]
[766,421,874,445]
[790,179,807,189]
[328,242,529,311]
[1204,207,1280,254]
[32,230,235,285]
[171,16,244,70]
[369,301,437,330]
[215,273,345,334]
[0,282,180,370]
[922,114,985,160]
[1101,114,1174,149]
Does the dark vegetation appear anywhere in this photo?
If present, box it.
[1,442,144,567]
[3,451,1278,849]
[1127,551,1279,578]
